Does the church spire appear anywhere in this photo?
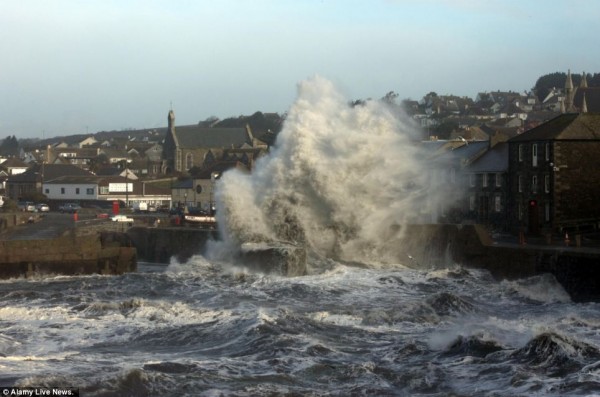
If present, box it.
[565,69,573,90]
[581,72,588,88]
[582,92,588,113]
[565,69,575,112]
[168,109,175,127]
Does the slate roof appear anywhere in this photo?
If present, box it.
[8,163,94,182]
[466,142,508,173]
[422,140,489,166]
[41,164,95,180]
[174,126,251,148]
[44,175,104,184]
[1,158,28,168]
[172,179,193,189]
[508,113,600,142]
[445,141,489,166]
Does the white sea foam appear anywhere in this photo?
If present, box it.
[211,76,447,265]
[503,273,572,303]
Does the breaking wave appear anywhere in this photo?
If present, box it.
[213,76,446,265]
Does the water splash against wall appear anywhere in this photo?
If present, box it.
[214,76,443,264]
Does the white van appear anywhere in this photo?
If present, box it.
[133,202,148,212]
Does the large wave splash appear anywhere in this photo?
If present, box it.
[213,76,438,264]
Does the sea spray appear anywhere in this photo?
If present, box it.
[213,76,444,264]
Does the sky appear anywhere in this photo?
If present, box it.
[1,0,599,139]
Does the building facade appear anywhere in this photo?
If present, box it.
[507,113,600,235]
[463,142,509,231]
[162,110,266,173]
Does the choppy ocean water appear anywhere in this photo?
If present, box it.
[1,256,600,396]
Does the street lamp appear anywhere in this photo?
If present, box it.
[210,172,221,215]
[121,159,131,209]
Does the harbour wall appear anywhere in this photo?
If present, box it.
[127,223,600,301]
[388,223,600,302]
[127,226,219,263]
[0,231,136,279]
[2,211,598,301]
[0,213,136,278]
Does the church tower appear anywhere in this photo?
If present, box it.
[162,109,178,173]
[564,69,575,112]
[168,109,175,131]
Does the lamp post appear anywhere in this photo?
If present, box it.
[210,172,221,215]
[121,159,130,209]
[125,168,129,209]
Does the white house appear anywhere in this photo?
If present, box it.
[42,175,171,208]
[43,175,117,201]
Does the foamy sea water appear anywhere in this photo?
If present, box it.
[1,257,599,396]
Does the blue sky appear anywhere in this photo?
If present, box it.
[1,0,599,138]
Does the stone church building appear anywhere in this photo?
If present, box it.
[162,110,268,173]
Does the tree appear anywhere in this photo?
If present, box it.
[0,135,19,157]
[381,91,399,105]
[432,121,459,140]
[533,72,566,101]
[589,73,600,87]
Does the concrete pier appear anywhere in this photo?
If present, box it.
[0,212,136,278]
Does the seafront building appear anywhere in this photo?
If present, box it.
[2,71,600,238]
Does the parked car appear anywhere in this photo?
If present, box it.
[36,203,50,212]
[17,201,35,212]
[110,215,134,223]
[59,203,81,213]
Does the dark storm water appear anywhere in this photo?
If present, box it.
[1,256,600,396]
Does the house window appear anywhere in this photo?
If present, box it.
[469,195,475,211]
[482,174,488,187]
[545,143,550,161]
[544,175,550,193]
[545,202,550,222]
[532,144,538,167]
[518,203,523,220]
[495,173,501,187]
[100,186,109,194]
[61,187,65,194]
[44,188,49,194]
[494,196,502,212]
[518,144,523,162]
[532,175,538,193]
[186,153,193,170]
[518,175,523,193]
[76,188,80,195]
[469,174,475,187]
[86,188,94,195]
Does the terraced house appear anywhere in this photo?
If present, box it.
[507,113,600,236]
